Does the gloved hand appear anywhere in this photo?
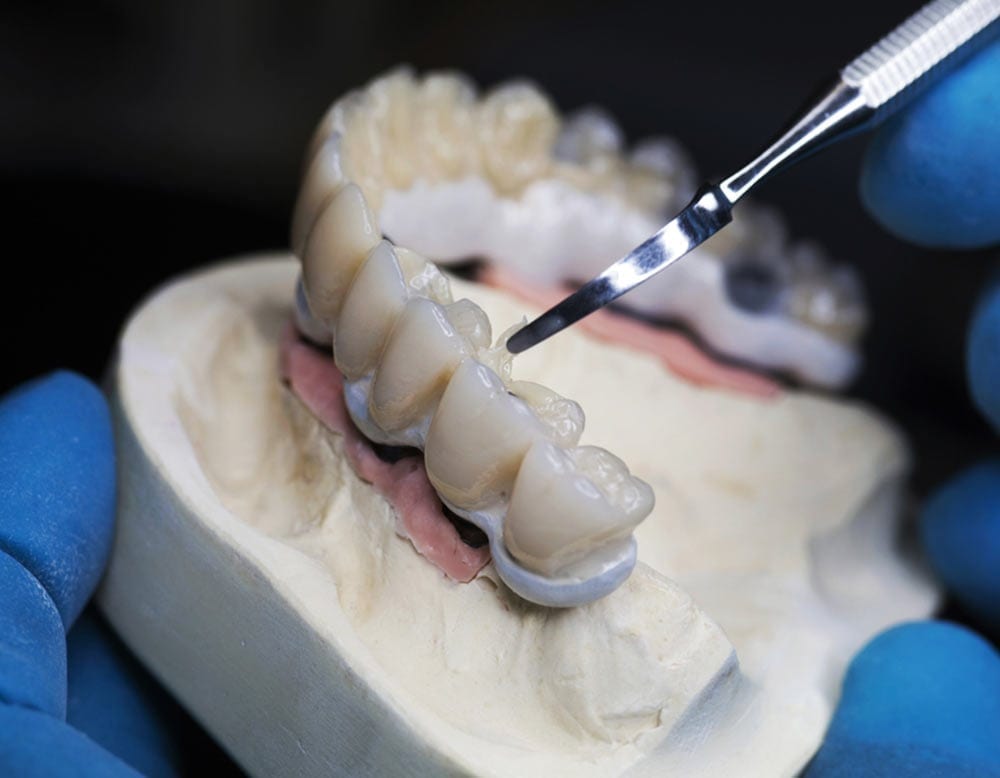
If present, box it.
[0,372,234,777]
[808,37,1000,778]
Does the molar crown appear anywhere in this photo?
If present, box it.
[504,441,654,578]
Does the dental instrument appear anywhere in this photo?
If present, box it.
[506,0,1000,354]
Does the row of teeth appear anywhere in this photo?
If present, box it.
[294,68,869,389]
[294,180,654,579]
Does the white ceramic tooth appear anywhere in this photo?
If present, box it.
[365,68,419,190]
[334,241,409,380]
[477,82,559,194]
[370,297,471,432]
[301,183,381,328]
[425,359,547,510]
[507,380,584,447]
[504,441,654,577]
[553,106,624,164]
[415,71,481,180]
[626,137,698,216]
[551,107,626,197]
[395,247,453,305]
[291,133,348,257]
[445,299,491,350]
[304,89,365,169]
[789,263,868,343]
[293,276,331,346]
[630,137,697,192]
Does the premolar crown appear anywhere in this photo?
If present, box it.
[301,183,381,329]
[369,297,472,432]
[425,359,550,511]
[504,441,654,577]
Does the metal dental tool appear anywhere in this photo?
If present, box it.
[506,0,1000,355]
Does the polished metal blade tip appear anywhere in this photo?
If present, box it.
[505,184,733,355]
[505,321,551,354]
[505,277,615,353]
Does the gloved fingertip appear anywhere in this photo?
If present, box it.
[0,371,116,629]
[860,39,1000,249]
[805,621,1000,777]
[920,460,1000,633]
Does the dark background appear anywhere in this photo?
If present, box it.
[1,1,996,771]
[3,0,997,497]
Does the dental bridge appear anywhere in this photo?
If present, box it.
[285,67,878,606]
[292,226,652,607]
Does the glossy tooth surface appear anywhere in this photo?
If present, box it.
[293,276,331,346]
[477,82,559,195]
[504,441,654,576]
[334,241,409,380]
[304,89,365,167]
[395,247,454,305]
[415,72,481,181]
[370,297,471,431]
[445,299,492,350]
[553,107,624,165]
[396,246,452,305]
[291,133,348,256]
[552,107,626,196]
[425,359,547,510]
[301,183,381,328]
[507,380,584,447]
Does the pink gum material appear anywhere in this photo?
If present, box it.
[279,324,492,583]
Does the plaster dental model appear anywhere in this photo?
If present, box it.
[99,68,939,776]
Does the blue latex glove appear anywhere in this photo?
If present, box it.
[0,372,230,777]
[809,38,1000,778]
[807,621,1000,777]
[861,38,1000,249]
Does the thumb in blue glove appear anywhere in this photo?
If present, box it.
[0,372,235,777]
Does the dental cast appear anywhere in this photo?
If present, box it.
[107,257,936,777]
